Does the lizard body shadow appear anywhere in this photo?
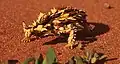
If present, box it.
[43,22,110,45]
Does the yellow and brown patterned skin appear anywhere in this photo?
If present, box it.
[22,6,92,49]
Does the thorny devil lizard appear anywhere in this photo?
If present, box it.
[22,6,93,49]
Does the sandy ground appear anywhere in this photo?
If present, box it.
[0,0,120,64]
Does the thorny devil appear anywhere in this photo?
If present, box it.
[22,6,93,49]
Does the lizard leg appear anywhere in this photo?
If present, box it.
[22,21,33,42]
[22,29,32,42]
[65,29,76,49]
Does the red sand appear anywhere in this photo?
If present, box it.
[0,0,120,64]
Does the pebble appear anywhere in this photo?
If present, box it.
[104,3,112,9]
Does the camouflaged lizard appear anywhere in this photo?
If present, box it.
[22,6,92,49]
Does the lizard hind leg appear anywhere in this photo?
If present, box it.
[65,27,77,49]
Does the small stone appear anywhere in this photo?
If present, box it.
[104,3,112,9]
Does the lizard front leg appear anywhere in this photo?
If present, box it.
[22,21,33,42]
[22,29,32,42]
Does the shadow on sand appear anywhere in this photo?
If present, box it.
[43,22,110,45]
